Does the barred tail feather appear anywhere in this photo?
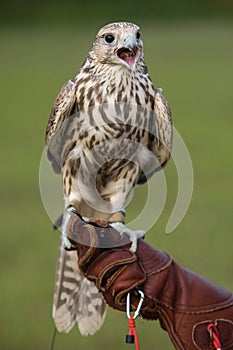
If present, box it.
[52,241,107,335]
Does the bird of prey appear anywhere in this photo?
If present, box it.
[46,22,172,335]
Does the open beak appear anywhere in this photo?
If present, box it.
[116,35,139,67]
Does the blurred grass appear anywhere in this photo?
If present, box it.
[1,0,233,25]
[0,19,233,350]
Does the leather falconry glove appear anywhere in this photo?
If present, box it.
[66,211,233,350]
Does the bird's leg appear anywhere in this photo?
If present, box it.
[108,185,145,252]
[109,221,145,252]
[62,206,77,250]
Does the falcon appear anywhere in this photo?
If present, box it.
[46,22,172,335]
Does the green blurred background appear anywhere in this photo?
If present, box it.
[0,0,233,349]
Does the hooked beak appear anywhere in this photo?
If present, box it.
[116,35,139,67]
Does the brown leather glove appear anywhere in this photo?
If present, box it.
[67,212,233,350]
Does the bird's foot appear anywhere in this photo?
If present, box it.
[62,206,77,250]
[62,235,76,250]
[109,222,145,252]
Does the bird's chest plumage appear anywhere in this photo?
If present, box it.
[63,66,158,195]
[75,65,154,109]
[72,67,155,145]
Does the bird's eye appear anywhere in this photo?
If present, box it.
[136,31,141,40]
[104,34,115,43]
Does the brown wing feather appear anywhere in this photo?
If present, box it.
[137,90,172,184]
[46,80,77,173]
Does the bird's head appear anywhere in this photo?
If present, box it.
[92,22,143,70]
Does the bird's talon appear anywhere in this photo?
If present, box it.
[109,222,145,252]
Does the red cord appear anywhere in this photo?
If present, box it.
[127,316,140,350]
[207,323,222,349]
